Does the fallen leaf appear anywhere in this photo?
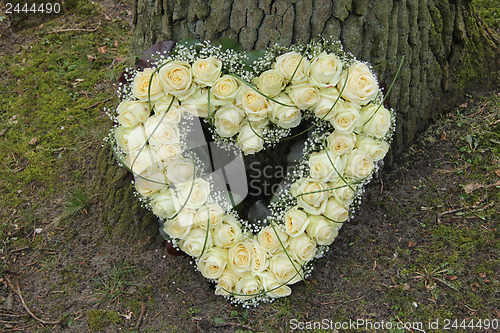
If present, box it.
[408,240,416,247]
[29,138,38,145]
[0,128,7,136]
[460,102,468,108]
[98,46,107,54]
[402,283,411,290]
[114,40,119,48]
[464,182,482,194]
[440,131,447,141]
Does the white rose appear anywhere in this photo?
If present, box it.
[132,68,165,102]
[176,178,210,209]
[273,51,310,84]
[287,84,320,110]
[248,239,268,275]
[330,102,361,134]
[163,208,196,239]
[337,62,378,105]
[158,60,197,100]
[116,101,151,128]
[155,143,182,167]
[195,203,224,229]
[181,87,216,118]
[308,151,344,182]
[126,146,159,176]
[290,178,329,215]
[326,131,356,156]
[323,197,349,223]
[284,206,310,237]
[212,75,241,104]
[309,51,343,88]
[213,215,242,248]
[359,103,392,139]
[268,251,303,284]
[215,267,240,296]
[214,104,245,137]
[166,158,195,184]
[144,114,180,147]
[259,270,292,298]
[268,93,301,129]
[313,88,343,121]
[236,122,264,155]
[253,69,285,97]
[329,178,357,205]
[150,188,181,219]
[114,125,147,155]
[179,227,213,257]
[287,233,317,263]
[307,215,338,246]
[258,226,288,254]
[343,149,374,180]
[238,87,271,121]
[228,241,253,275]
[154,95,182,123]
[198,247,228,280]
[234,275,262,300]
[355,135,389,161]
[192,57,222,87]
[134,169,167,197]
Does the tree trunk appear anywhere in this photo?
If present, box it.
[96,0,498,244]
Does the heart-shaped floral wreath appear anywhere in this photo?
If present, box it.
[108,38,396,306]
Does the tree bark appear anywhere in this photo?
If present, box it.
[96,0,498,244]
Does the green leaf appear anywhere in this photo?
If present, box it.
[242,49,266,72]
[213,317,225,324]
[213,38,242,52]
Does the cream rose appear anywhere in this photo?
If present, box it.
[179,227,213,257]
[236,122,265,155]
[144,114,180,147]
[313,88,343,121]
[234,275,262,300]
[248,239,269,275]
[359,103,392,139]
[163,208,196,239]
[180,88,215,118]
[114,125,148,155]
[214,104,245,137]
[132,68,165,102]
[290,178,329,215]
[116,101,151,128]
[192,57,222,87]
[323,197,349,223]
[268,251,303,284]
[253,69,285,97]
[166,158,195,184]
[134,169,167,197]
[195,203,224,229]
[198,247,228,280]
[158,60,196,100]
[326,131,356,156]
[307,215,338,246]
[309,51,343,88]
[212,75,241,104]
[238,87,271,121]
[337,62,378,105]
[284,207,310,237]
[228,241,253,275]
[150,188,181,219]
[343,149,374,180]
[273,51,310,84]
[154,95,182,123]
[329,178,357,204]
[215,267,239,295]
[126,146,159,176]
[213,215,242,248]
[287,233,317,263]
[308,151,344,182]
[287,84,320,110]
[155,143,182,167]
[259,270,292,298]
[176,178,210,209]
[331,102,360,134]
[355,135,389,161]
[258,226,288,254]
[268,93,301,129]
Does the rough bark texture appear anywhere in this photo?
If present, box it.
[96,0,498,244]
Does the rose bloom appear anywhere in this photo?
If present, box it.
[215,267,240,296]
[268,93,301,129]
[158,60,197,100]
[115,125,148,155]
[176,178,211,209]
[326,131,356,156]
[198,247,228,280]
[355,135,389,161]
[273,51,310,84]
[191,57,222,87]
[337,62,378,105]
[259,270,292,298]
[236,122,265,155]
[116,100,151,128]
[126,146,159,176]
[258,225,289,254]
[154,95,182,122]
[166,158,195,184]
[134,169,167,198]
[248,239,269,275]
[306,215,338,246]
[309,51,343,88]
[253,69,285,97]
[211,75,241,105]
[228,241,253,275]
[269,251,303,284]
[329,178,357,205]
[213,214,242,248]
[195,203,225,229]
[181,87,215,118]
[163,208,196,239]
[234,275,262,300]
[150,188,181,219]
[359,103,392,138]
[330,102,360,134]
[323,197,349,223]
[238,87,271,121]
[214,104,245,137]
[178,227,213,257]
[308,151,344,182]
[155,143,182,167]
[313,88,343,121]
[287,84,320,110]
[144,114,180,147]
[284,206,310,237]
[290,178,329,215]
[132,68,165,102]
[343,149,374,180]
[287,233,317,264]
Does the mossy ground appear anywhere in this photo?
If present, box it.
[0,1,498,332]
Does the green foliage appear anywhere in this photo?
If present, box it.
[94,263,139,305]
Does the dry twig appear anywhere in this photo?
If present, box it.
[134,302,146,330]
[51,21,101,33]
